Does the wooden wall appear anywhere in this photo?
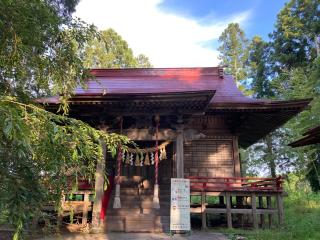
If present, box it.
[184,115,241,178]
[184,138,238,178]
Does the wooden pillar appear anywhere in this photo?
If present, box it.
[226,192,232,228]
[252,193,258,229]
[176,125,184,178]
[236,196,244,227]
[276,193,284,225]
[113,117,123,209]
[267,196,272,228]
[201,192,207,230]
[57,195,64,228]
[91,140,106,229]
[82,192,90,226]
[258,196,265,228]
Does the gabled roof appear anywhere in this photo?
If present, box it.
[35,67,311,148]
[289,125,320,147]
[36,67,265,105]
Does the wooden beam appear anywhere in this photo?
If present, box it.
[82,192,90,226]
[201,192,207,230]
[277,193,284,225]
[176,125,184,178]
[226,192,232,228]
[252,193,258,229]
[91,141,106,230]
[236,196,244,227]
[258,196,265,228]
[267,196,272,228]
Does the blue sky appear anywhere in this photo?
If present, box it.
[75,0,289,67]
[159,0,288,39]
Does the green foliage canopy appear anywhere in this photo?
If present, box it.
[0,0,97,109]
[0,97,130,238]
[239,0,320,189]
[0,1,135,238]
[248,36,274,99]
[218,23,249,82]
[83,28,152,68]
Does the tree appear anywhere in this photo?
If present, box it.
[270,0,320,72]
[280,59,320,191]
[248,36,274,99]
[0,1,130,238]
[83,29,152,68]
[135,54,153,68]
[242,1,320,185]
[242,35,280,177]
[0,97,129,238]
[0,0,98,109]
[269,0,320,190]
[218,23,249,82]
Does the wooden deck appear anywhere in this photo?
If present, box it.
[48,176,285,232]
[187,176,284,229]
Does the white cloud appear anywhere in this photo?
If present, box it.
[75,0,251,67]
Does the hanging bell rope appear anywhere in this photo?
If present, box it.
[153,115,160,209]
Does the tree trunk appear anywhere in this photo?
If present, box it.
[265,135,276,178]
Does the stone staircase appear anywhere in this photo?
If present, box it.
[104,177,170,232]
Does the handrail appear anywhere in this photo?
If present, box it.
[187,176,283,192]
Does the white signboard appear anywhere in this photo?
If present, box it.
[170,178,191,231]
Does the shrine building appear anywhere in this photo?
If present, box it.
[37,67,311,232]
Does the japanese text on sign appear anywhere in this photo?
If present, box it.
[170,178,190,231]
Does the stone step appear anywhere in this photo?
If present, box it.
[125,214,155,232]
[110,189,171,196]
[107,207,170,216]
[106,208,143,216]
[105,214,170,233]
[104,215,125,232]
[108,201,170,209]
[143,208,170,215]
[109,195,170,202]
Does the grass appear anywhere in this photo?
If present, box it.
[221,176,320,240]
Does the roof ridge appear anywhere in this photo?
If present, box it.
[90,67,223,78]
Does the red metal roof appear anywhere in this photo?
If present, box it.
[36,67,266,105]
[80,67,261,104]
[35,67,312,148]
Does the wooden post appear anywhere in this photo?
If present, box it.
[276,193,284,225]
[226,192,232,228]
[57,195,64,228]
[82,192,89,226]
[267,196,272,228]
[252,193,258,229]
[91,140,106,229]
[201,192,207,230]
[113,118,123,209]
[258,196,265,228]
[236,196,244,227]
[176,125,184,178]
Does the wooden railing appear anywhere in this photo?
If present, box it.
[187,176,283,192]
